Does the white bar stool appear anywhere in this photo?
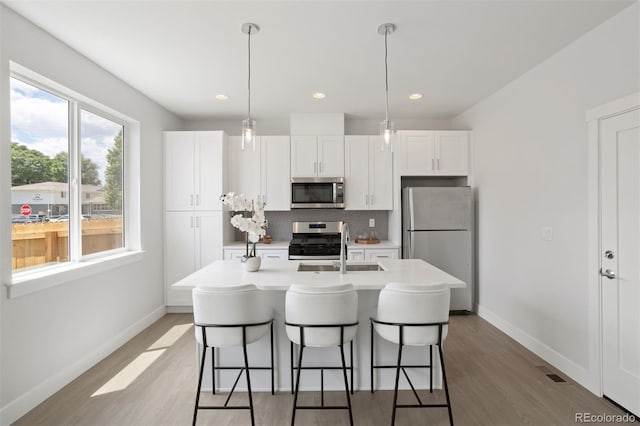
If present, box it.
[192,285,274,426]
[285,283,358,426]
[370,282,454,426]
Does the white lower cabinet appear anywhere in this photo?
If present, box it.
[224,247,289,260]
[166,211,223,304]
[348,247,399,261]
[365,248,399,261]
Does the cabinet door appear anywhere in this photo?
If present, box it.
[345,136,370,210]
[224,249,246,261]
[197,211,223,269]
[196,132,225,210]
[291,136,318,177]
[261,136,291,210]
[347,248,365,261]
[434,131,468,176]
[165,132,195,210]
[399,131,435,175]
[369,136,393,210]
[229,135,261,202]
[366,248,398,260]
[318,136,344,176]
[259,249,289,260]
[165,211,196,284]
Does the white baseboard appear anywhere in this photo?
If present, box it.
[476,304,591,389]
[167,305,193,313]
[0,306,167,425]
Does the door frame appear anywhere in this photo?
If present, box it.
[585,92,640,395]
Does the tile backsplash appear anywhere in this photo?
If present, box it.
[233,210,389,241]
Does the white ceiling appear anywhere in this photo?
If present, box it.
[4,1,635,121]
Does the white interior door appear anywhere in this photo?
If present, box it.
[601,108,640,416]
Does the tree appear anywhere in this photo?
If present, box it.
[10,142,52,186]
[48,152,101,185]
[104,130,123,212]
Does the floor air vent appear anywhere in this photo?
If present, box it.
[535,366,567,383]
[546,373,567,383]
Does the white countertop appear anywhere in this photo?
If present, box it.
[172,259,465,291]
[347,240,400,249]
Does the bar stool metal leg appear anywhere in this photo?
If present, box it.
[271,322,275,395]
[291,331,305,426]
[241,327,256,426]
[193,331,207,426]
[391,326,404,426]
[370,321,375,393]
[439,343,454,426]
[211,346,216,395]
[340,328,354,426]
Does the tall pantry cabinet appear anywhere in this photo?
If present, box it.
[164,131,230,306]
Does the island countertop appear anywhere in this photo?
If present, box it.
[172,259,465,291]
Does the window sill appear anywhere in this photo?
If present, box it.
[5,250,145,299]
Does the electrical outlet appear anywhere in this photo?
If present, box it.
[541,226,553,241]
[369,218,375,228]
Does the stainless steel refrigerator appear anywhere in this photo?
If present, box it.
[402,187,473,311]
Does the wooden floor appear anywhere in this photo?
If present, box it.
[14,313,629,426]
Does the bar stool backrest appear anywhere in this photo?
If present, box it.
[286,283,358,347]
[376,282,450,346]
[192,284,271,348]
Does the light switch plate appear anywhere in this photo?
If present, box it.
[369,218,375,228]
[541,226,553,241]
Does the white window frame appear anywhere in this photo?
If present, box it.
[6,63,142,298]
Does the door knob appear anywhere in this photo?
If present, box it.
[600,268,616,279]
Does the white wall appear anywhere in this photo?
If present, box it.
[0,5,184,424]
[452,3,639,388]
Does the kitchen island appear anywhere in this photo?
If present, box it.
[173,259,465,392]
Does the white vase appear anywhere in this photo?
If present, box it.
[241,256,261,272]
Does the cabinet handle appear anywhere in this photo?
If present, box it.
[431,159,435,170]
[190,216,194,228]
[436,159,440,170]
[365,194,369,205]
[195,194,200,206]
[190,194,194,206]
[319,162,323,173]
[263,194,267,205]
[197,216,200,228]
[314,162,317,173]
[370,194,374,205]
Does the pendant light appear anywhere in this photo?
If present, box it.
[241,23,259,151]
[378,23,396,151]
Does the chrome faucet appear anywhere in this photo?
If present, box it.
[340,222,350,274]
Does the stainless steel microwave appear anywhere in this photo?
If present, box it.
[291,177,344,209]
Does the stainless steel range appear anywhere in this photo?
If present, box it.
[288,221,344,260]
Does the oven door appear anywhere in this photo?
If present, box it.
[291,177,344,209]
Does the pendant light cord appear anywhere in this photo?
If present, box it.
[247,26,252,120]
[384,27,389,123]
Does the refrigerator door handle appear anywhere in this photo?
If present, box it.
[408,188,415,231]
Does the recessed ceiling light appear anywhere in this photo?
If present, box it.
[408,93,423,100]
[215,94,229,100]
[312,92,326,99]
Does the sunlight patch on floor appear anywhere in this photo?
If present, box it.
[91,349,166,397]
[147,323,192,350]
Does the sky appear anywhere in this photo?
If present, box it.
[10,77,122,185]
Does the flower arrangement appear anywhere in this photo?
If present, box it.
[220,192,266,258]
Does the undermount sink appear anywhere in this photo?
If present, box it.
[297,262,385,272]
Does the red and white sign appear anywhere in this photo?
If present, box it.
[20,205,32,216]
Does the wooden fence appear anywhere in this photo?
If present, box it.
[11,218,123,270]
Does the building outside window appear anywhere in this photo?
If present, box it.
[10,75,125,272]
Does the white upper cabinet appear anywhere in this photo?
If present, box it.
[260,136,291,210]
[165,131,226,211]
[398,130,469,176]
[291,135,344,177]
[229,135,291,211]
[345,136,393,210]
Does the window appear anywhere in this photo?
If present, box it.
[10,75,127,274]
